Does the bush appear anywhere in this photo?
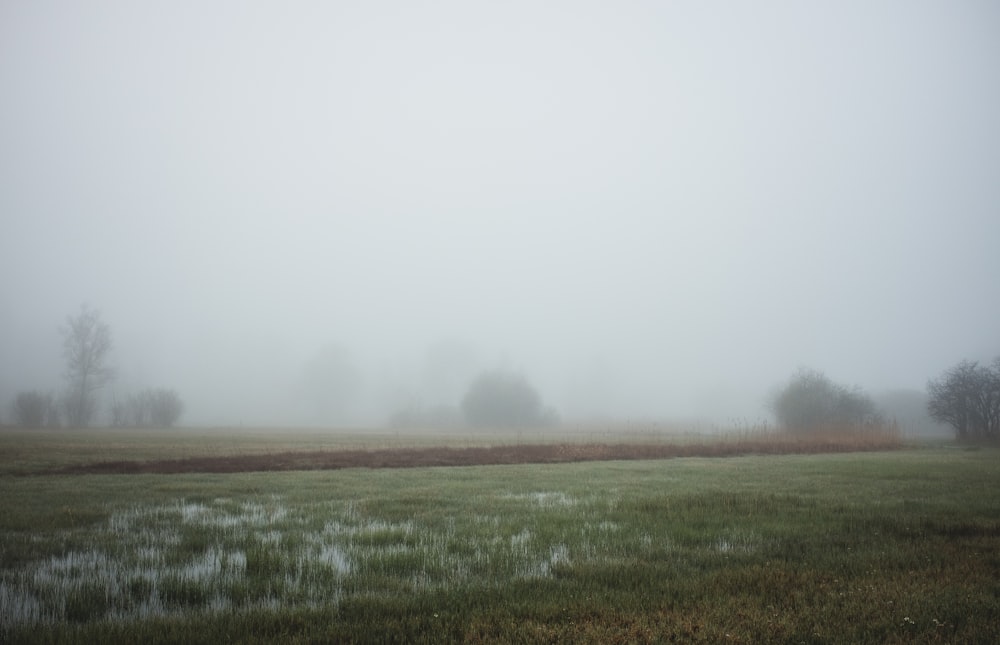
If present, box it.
[770,369,880,433]
[461,370,558,428]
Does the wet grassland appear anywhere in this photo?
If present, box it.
[1,432,998,643]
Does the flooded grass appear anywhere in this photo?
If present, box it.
[1,446,998,642]
[0,488,609,629]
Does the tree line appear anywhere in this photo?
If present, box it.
[6,307,997,441]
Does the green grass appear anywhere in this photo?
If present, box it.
[1,443,998,643]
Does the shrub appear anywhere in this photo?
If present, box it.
[770,368,880,433]
[461,370,558,428]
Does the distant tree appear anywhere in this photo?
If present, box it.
[927,359,1000,441]
[461,369,558,428]
[111,388,184,428]
[12,391,60,428]
[770,368,880,433]
[111,391,151,427]
[148,389,184,427]
[61,306,114,427]
[13,391,46,428]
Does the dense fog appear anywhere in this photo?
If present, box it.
[2,2,998,428]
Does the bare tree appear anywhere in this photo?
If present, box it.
[927,359,1000,441]
[61,305,114,427]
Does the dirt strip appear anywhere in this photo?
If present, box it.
[41,439,903,475]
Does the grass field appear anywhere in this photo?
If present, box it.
[0,429,997,643]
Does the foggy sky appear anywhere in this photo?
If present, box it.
[2,1,999,426]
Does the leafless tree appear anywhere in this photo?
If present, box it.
[927,359,1000,441]
[61,305,114,427]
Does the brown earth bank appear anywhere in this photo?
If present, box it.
[40,435,903,475]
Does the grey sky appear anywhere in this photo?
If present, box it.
[2,1,998,426]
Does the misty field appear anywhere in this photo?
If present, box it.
[1,432,998,643]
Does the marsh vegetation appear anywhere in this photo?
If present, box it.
[0,429,997,643]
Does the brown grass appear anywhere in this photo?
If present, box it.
[41,430,903,475]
